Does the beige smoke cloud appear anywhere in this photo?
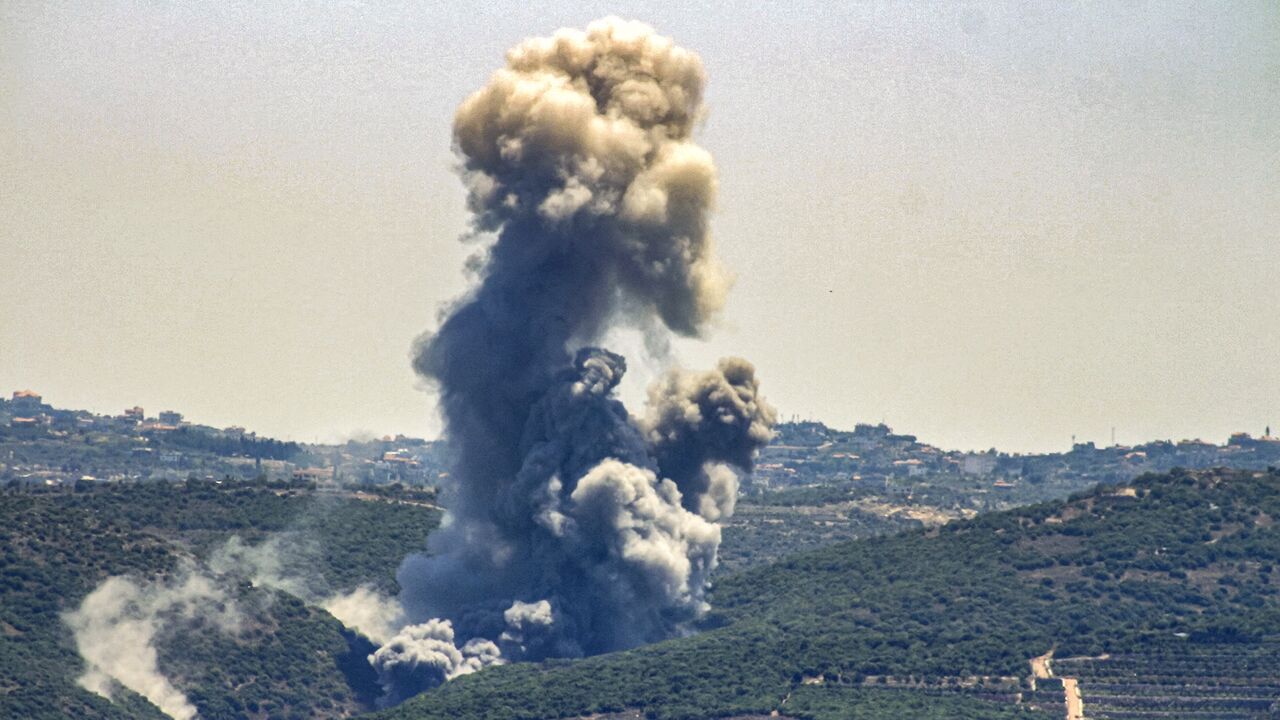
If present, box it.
[451,16,730,336]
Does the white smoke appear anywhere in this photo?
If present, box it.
[208,533,407,644]
[63,569,241,720]
[697,463,740,523]
[570,459,720,609]
[321,585,406,645]
[65,531,416,718]
[207,534,320,599]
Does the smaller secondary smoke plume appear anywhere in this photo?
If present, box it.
[209,533,411,644]
[498,599,557,658]
[66,532,411,718]
[63,569,242,720]
[208,534,322,600]
[642,358,777,522]
[323,585,405,645]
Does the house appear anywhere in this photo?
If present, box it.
[1175,439,1218,465]
[158,410,183,425]
[893,458,927,477]
[292,467,335,483]
[848,423,891,450]
[961,453,998,476]
[382,450,421,468]
[122,406,145,422]
[11,390,43,413]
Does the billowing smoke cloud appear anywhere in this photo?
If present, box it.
[642,358,777,521]
[63,569,242,720]
[497,599,558,657]
[383,17,775,704]
[368,620,502,707]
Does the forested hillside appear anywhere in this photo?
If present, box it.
[4,469,1278,719]
[382,468,1280,720]
[0,480,440,719]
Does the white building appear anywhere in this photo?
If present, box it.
[961,453,998,476]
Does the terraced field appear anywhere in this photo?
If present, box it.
[1053,641,1280,719]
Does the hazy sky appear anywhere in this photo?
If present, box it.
[3,1,1277,452]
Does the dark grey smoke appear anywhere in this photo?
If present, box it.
[378,17,775,703]
[642,358,776,521]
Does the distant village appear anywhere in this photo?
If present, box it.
[754,419,1280,509]
[0,389,447,489]
[4,389,1277,505]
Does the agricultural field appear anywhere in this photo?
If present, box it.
[1056,641,1280,719]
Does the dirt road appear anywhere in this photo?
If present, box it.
[1061,677,1083,720]
[1030,650,1084,720]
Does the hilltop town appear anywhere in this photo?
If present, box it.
[0,389,447,489]
[752,418,1280,511]
[5,388,1277,519]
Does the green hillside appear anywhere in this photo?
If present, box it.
[381,468,1280,720]
[4,469,1278,719]
[0,480,440,719]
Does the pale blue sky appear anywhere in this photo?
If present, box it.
[2,2,1277,452]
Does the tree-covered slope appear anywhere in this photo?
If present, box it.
[0,480,440,719]
[5,469,1277,720]
[382,468,1280,720]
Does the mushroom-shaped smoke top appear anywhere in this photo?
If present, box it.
[448,16,729,336]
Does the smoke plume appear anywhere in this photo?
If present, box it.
[642,358,776,521]
[382,17,775,704]
[63,569,242,720]
[208,533,407,643]
[66,533,409,718]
